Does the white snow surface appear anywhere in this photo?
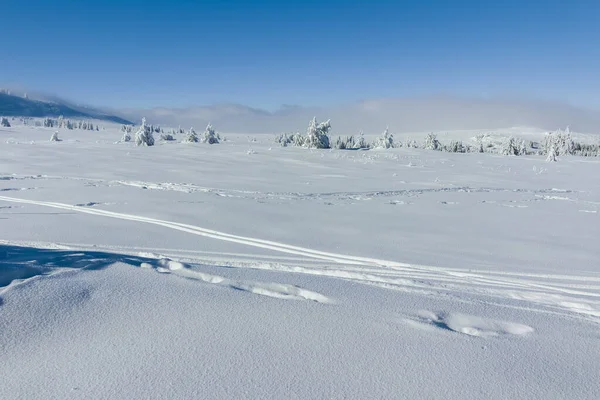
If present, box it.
[1,123,599,399]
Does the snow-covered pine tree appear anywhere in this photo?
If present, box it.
[501,137,519,156]
[135,117,155,146]
[423,133,440,150]
[543,128,574,157]
[201,123,220,144]
[546,142,558,162]
[334,136,357,150]
[50,131,60,142]
[373,127,394,149]
[304,117,331,149]
[518,140,527,156]
[184,127,199,143]
[355,130,369,149]
[444,140,466,153]
[0,117,10,127]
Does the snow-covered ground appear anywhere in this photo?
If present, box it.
[1,122,599,399]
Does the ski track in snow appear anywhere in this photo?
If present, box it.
[1,194,599,327]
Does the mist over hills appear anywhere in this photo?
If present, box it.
[119,96,600,135]
[2,88,599,134]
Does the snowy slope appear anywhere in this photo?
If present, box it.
[1,123,599,399]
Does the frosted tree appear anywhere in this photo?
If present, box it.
[121,131,131,142]
[423,133,440,150]
[444,140,466,153]
[543,128,574,156]
[50,131,61,142]
[184,127,199,143]
[334,136,356,150]
[546,142,558,162]
[355,130,369,149]
[518,140,527,156]
[201,123,220,144]
[305,117,331,149]
[135,117,155,146]
[501,137,519,156]
[0,117,10,127]
[373,127,394,149]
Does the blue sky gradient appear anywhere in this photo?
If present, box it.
[2,0,599,109]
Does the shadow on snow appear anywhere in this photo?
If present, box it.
[0,244,158,304]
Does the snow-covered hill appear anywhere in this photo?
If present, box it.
[1,122,598,399]
[0,92,133,124]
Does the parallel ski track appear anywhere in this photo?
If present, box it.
[1,194,599,324]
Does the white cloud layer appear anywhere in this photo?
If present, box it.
[117,96,600,134]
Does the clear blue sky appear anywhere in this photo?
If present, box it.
[2,0,599,110]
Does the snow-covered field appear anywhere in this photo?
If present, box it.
[1,122,599,399]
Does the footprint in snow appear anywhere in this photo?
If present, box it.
[140,258,332,304]
[406,310,534,337]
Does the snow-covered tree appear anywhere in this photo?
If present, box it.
[546,142,558,162]
[201,123,220,144]
[276,132,304,147]
[373,127,394,149]
[160,133,175,141]
[304,117,331,149]
[184,127,199,143]
[50,131,60,142]
[443,140,466,153]
[0,117,10,127]
[121,131,131,142]
[135,117,155,146]
[543,128,574,157]
[333,136,356,150]
[501,137,520,156]
[423,133,440,150]
[355,130,369,149]
[518,140,528,156]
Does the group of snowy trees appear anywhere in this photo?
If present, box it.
[123,118,221,147]
[182,124,220,144]
[39,117,100,131]
[274,119,599,160]
[276,117,333,149]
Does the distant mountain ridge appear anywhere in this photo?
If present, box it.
[0,92,133,124]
